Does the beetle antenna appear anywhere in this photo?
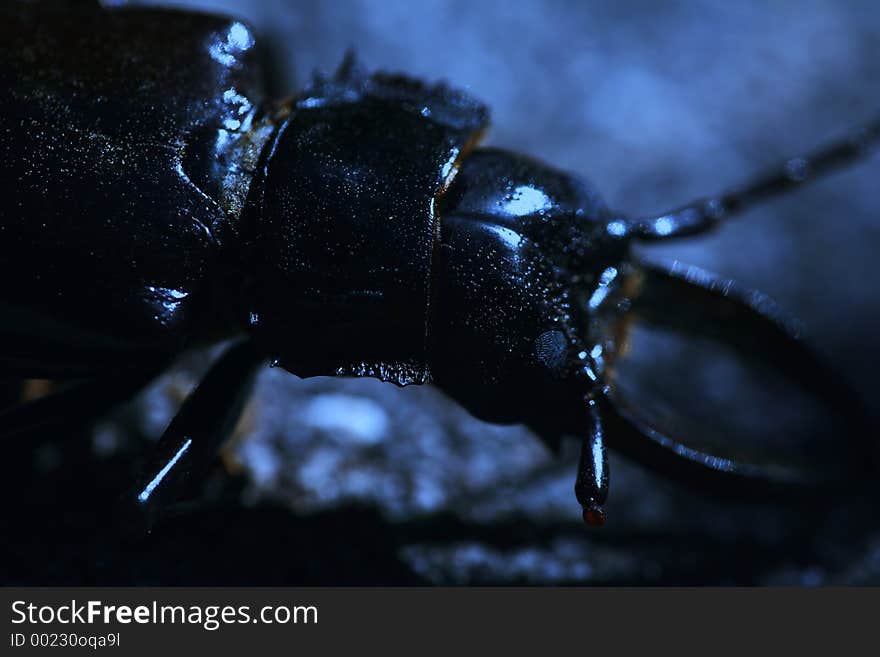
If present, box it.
[631,115,880,240]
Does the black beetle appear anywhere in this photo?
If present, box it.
[1,0,877,528]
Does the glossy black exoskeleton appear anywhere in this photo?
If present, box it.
[2,0,877,528]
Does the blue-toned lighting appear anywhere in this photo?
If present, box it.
[598,266,617,285]
[503,185,552,215]
[487,224,523,249]
[587,287,609,310]
[653,216,674,236]
[606,219,627,237]
[137,438,193,503]
[209,22,254,67]
[227,22,253,51]
[440,147,460,182]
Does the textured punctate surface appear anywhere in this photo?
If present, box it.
[242,66,488,381]
[0,2,265,371]
[3,0,879,585]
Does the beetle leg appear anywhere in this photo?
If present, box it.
[121,339,264,533]
[527,395,609,527]
[597,258,877,496]
[575,398,609,526]
[630,116,880,239]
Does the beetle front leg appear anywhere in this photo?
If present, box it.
[575,398,609,527]
[528,393,610,527]
[120,339,264,533]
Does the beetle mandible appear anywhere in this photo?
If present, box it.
[1,0,877,528]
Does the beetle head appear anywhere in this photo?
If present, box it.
[431,148,630,433]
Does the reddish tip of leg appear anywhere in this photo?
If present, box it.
[582,506,606,527]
